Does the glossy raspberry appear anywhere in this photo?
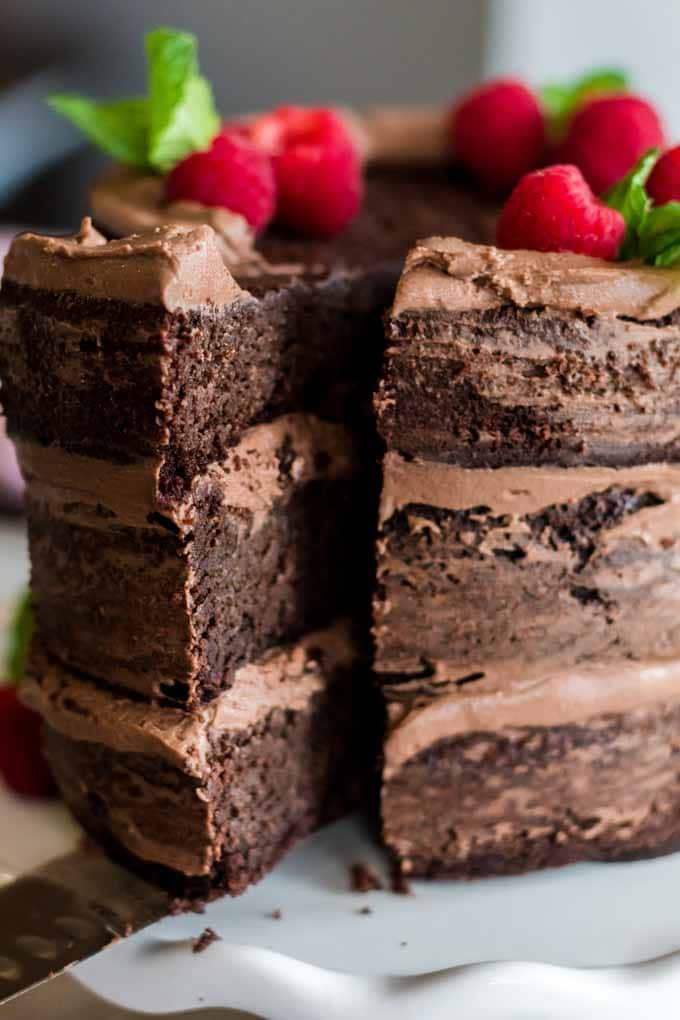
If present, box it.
[246,106,363,237]
[450,79,545,193]
[166,130,276,232]
[647,145,680,205]
[497,164,625,260]
[0,687,56,798]
[560,95,665,195]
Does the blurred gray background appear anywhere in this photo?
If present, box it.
[3,0,680,226]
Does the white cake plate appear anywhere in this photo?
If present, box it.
[3,520,680,1018]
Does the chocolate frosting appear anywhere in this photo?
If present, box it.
[384,656,680,775]
[380,452,680,526]
[18,413,355,533]
[392,236,680,321]
[24,621,355,778]
[4,218,247,310]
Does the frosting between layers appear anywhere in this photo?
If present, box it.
[25,621,355,779]
[380,452,680,531]
[391,236,680,321]
[4,219,247,310]
[383,657,680,774]
[18,413,356,532]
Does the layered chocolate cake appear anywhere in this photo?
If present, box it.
[6,51,679,897]
[376,236,680,877]
[0,109,492,897]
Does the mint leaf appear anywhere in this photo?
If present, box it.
[146,27,220,173]
[48,26,220,173]
[5,590,33,685]
[47,94,150,168]
[604,148,659,260]
[541,68,629,141]
[639,201,680,266]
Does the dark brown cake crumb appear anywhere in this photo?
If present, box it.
[170,896,206,916]
[192,927,221,954]
[350,862,384,893]
[357,906,373,915]
[269,909,282,920]
[390,862,413,896]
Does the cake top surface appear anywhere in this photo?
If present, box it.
[89,105,454,276]
[392,235,680,321]
[4,218,247,311]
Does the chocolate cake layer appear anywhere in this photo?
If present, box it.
[375,454,680,677]
[22,414,367,705]
[382,657,680,877]
[0,222,390,502]
[378,237,680,467]
[26,623,374,898]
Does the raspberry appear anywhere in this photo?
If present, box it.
[450,79,545,193]
[246,106,363,237]
[166,130,276,233]
[647,145,680,205]
[247,106,352,157]
[560,95,665,195]
[0,687,56,798]
[497,164,625,260]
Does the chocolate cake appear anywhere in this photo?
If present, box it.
[0,109,491,897]
[377,236,680,878]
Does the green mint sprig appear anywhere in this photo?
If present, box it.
[540,68,629,142]
[604,149,680,267]
[604,148,658,260]
[638,201,680,267]
[48,27,220,174]
[5,590,33,685]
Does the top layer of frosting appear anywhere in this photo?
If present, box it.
[4,218,247,310]
[391,236,680,322]
[24,621,355,780]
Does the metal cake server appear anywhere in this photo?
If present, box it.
[0,847,171,1006]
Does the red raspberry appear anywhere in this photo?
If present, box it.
[166,130,276,233]
[560,95,665,195]
[246,106,363,237]
[0,687,56,798]
[247,106,352,156]
[647,145,680,205]
[497,164,625,260]
[450,79,545,193]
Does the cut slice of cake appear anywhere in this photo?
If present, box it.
[375,236,680,879]
[0,223,373,706]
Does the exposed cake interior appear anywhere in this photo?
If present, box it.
[379,236,680,467]
[26,623,372,898]
[23,414,368,705]
[375,454,680,677]
[383,659,680,877]
[375,234,680,880]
